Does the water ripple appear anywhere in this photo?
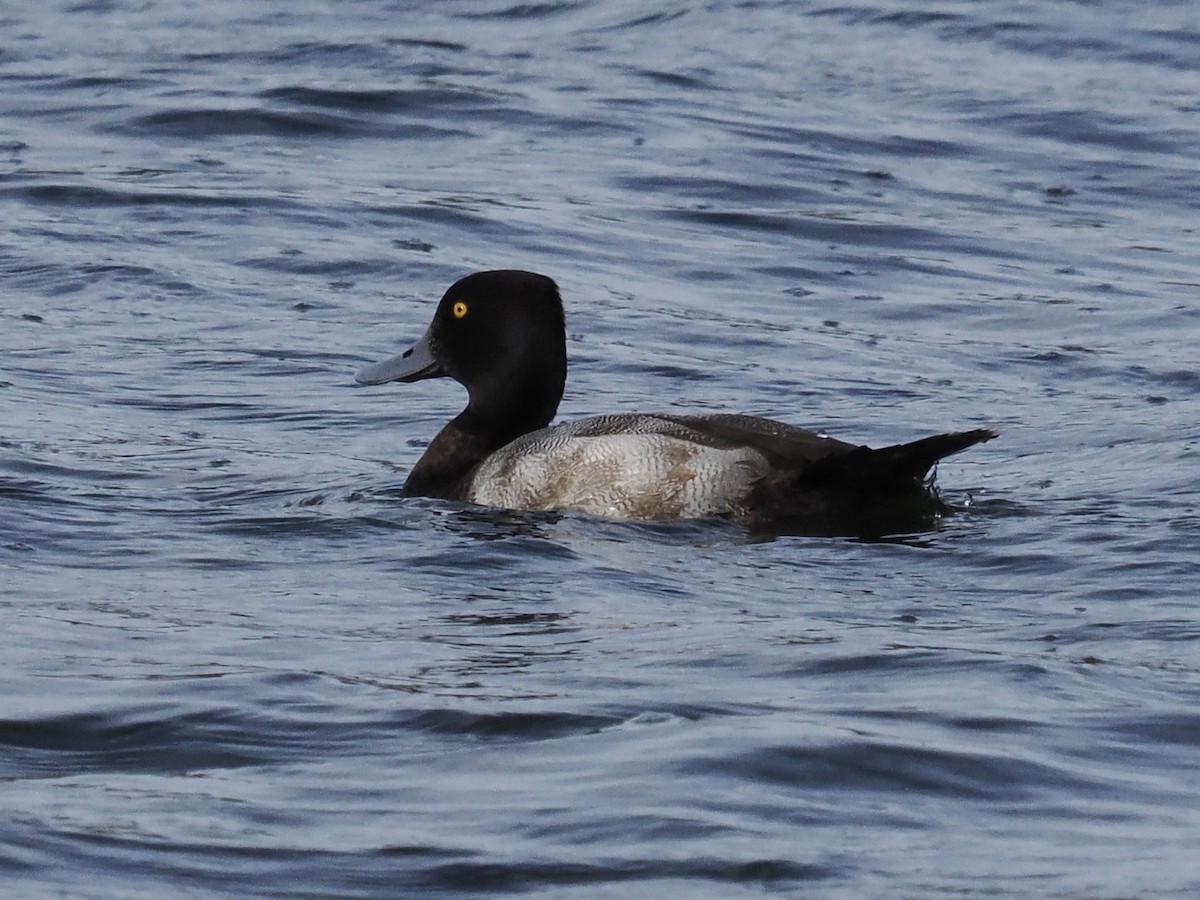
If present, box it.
[3,0,1199,895]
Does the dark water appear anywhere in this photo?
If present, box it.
[3,0,1199,896]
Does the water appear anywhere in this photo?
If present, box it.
[3,0,1199,895]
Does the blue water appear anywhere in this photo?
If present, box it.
[3,0,1199,896]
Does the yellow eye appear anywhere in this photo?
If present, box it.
[452,301,469,319]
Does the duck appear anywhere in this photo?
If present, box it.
[355,270,996,536]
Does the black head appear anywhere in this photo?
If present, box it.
[356,270,567,437]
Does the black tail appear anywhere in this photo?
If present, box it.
[743,428,996,537]
[793,427,997,493]
[750,428,997,537]
[868,428,998,482]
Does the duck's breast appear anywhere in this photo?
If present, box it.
[466,414,769,520]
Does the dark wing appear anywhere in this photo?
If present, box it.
[566,413,993,484]
[661,413,861,466]
[664,415,997,536]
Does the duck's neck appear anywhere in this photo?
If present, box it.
[401,401,557,500]
[400,415,492,500]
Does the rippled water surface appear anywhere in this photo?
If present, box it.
[3,0,1199,896]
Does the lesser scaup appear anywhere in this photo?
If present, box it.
[356,270,996,535]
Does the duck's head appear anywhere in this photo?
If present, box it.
[356,270,567,434]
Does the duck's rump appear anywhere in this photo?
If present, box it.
[466,413,994,531]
